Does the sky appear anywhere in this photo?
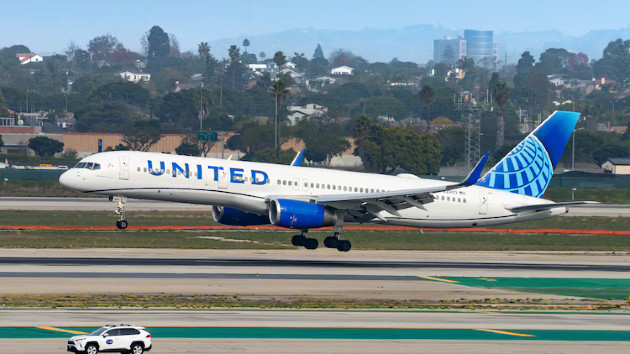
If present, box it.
[3,0,630,56]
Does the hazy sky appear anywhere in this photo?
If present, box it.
[3,0,630,54]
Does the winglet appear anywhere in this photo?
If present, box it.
[291,149,306,166]
[459,153,489,186]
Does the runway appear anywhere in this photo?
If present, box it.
[1,249,630,352]
[2,197,629,216]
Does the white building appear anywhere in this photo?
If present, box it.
[16,53,43,65]
[286,103,328,125]
[331,66,353,75]
[119,71,151,83]
[248,63,268,71]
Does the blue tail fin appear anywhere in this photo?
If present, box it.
[475,110,580,198]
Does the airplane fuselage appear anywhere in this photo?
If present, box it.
[60,151,566,228]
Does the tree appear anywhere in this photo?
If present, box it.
[419,84,435,125]
[352,116,440,175]
[436,127,465,166]
[177,132,215,157]
[28,136,64,157]
[273,51,287,71]
[0,135,4,149]
[593,39,630,86]
[0,89,8,116]
[242,38,250,52]
[514,51,535,88]
[227,45,241,89]
[121,120,161,151]
[270,79,290,156]
[198,42,217,85]
[313,44,325,59]
[295,115,350,164]
[492,81,510,148]
[226,123,289,156]
[259,52,266,60]
[87,34,119,66]
[292,52,308,71]
[539,48,573,75]
[146,26,170,72]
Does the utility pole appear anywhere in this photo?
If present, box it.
[199,83,204,131]
[219,60,224,108]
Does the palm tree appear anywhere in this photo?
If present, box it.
[492,82,510,148]
[419,85,435,131]
[198,42,209,59]
[273,51,287,73]
[270,79,290,157]
[228,45,240,89]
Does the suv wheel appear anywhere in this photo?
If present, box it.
[85,344,99,354]
[130,343,144,354]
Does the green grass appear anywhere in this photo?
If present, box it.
[2,229,630,251]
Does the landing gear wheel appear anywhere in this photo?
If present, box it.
[116,219,128,229]
[337,240,351,252]
[291,235,306,246]
[304,238,319,250]
[324,236,338,249]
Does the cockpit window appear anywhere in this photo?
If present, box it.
[74,162,101,170]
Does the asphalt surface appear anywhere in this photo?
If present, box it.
[1,256,630,272]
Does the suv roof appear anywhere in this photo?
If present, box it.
[101,324,145,329]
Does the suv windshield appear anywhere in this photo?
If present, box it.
[89,327,108,336]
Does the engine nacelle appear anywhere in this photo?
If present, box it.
[268,199,337,229]
[212,206,270,226]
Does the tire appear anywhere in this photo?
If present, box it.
[291,235,305,246]
[130,343,144,354]
[324,236,338,249]
[85,344,99,354]
[337,240,351,252]
[116,220,128,229]
[304,237,318,250]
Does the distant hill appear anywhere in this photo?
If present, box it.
[205,25,630,65]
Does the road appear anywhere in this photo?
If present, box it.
[1,197,630,216]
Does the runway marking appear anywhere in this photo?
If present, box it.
[475,328,535,337]
[417,276,459,283]
[36,326,87,335]
[478,278,497,282]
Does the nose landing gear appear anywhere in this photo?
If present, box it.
[112,195,128,229]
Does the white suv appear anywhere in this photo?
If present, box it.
[67,324,152,354]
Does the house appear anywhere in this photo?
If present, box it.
[248,63,268,72]
[286,103,327,125]
[331,66,353,75]
[119,71,151,83]
[174,81,202,92]
[280,68,303,80]
[602,158,630,174]
[15,53,43,65]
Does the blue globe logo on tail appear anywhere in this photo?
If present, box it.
[476,136,552,197]
[475,111,580,198]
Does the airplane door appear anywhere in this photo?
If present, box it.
[479,191,488,214]
[292,178,300,191]
[218,168,229,189]
[119,157,130,180]
[301,179,310,192]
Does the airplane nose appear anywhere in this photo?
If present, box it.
[59,170,74,189]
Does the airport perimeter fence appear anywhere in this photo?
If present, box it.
[0,169,65,181]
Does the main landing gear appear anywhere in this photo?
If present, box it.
[291,231,351,252]
[111,195,128,229]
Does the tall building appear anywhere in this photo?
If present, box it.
[463,29,495,64]
[433,37,466,65]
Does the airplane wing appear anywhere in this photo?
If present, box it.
[267,154,489,222]
[506,201,600,213]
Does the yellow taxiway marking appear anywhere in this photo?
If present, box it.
[417,276,459,283]
[37,326,88,335]
[478,277,497,282]
[475,329,535,337]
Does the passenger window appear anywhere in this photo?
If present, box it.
[343,186,347,191]
[311,183,314,188]
[288,181,292,186]
[360,188,364,193]
[277,180,281,185]
[105,329,121,337]
[316,183,320,188]
[282,180,287,185]
[120,328,140,336]
[137,167,140,172]
[354,187,358,192]
[332,185,336,190]
[143,167,147,172]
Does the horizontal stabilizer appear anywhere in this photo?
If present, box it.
[507,201,599,213]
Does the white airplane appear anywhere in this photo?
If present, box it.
[59,111,593,252]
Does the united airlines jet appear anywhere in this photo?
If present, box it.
[59,111,592,252]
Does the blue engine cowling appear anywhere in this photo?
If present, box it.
[268,199,337,229]
[212,206,270,226]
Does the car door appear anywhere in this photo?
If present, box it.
[118,328,139,349]
[101,329,121,350]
